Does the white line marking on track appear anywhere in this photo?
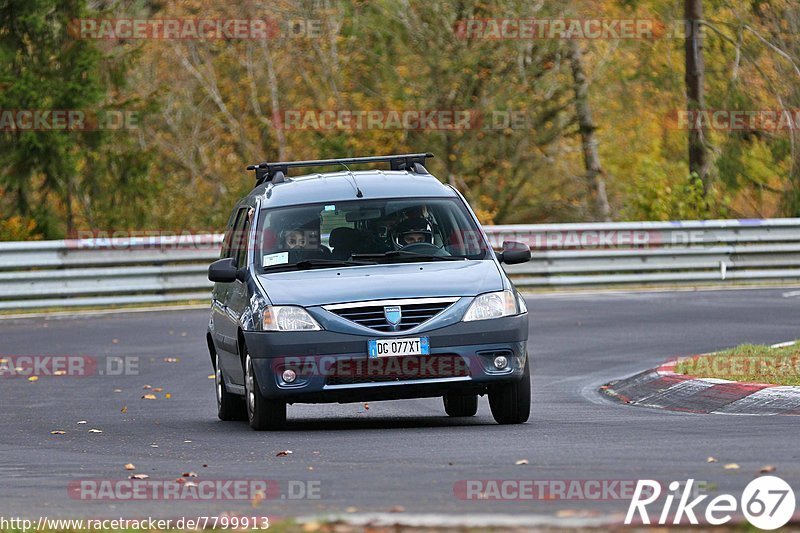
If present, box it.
[301,512,622,529]
[771,341,797,348]
[0,304,207,321]
[526,284,800,300]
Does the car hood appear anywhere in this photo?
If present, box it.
[257,260,503,307]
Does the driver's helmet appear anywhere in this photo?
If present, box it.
[394,217,434,247]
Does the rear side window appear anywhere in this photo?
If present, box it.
[225,207,251,266]
[220,208,243,259]
[236,216,251,267]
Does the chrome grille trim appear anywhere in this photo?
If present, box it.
[323,297,459,311]
[323,297,459,332]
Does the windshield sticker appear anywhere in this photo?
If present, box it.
[324,204,336,211]
[262,252,289,267]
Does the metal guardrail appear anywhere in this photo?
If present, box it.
[1,219,799,310]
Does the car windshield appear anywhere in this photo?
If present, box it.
[255,197,490,271]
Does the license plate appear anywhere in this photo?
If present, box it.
[368,337,429,358]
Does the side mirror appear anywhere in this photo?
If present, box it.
[208,258,241,283]
[497,241,531,265]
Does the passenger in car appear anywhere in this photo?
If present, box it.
[282,229,308,250]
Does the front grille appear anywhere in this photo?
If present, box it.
[326,298,457,332]
[324,354,469,386]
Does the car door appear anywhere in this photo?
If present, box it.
[213,206,249,385]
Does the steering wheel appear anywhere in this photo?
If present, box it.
[400,242,451,256]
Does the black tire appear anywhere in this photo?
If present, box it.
[488,357,531,424]
[245,353,287,430]
[443,393,479,417]
[215,354,246,421]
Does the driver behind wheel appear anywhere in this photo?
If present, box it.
[394,217,434,247]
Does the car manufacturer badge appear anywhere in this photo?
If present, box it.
[384,305,402,326]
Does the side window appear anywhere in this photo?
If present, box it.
[220,209,241,259]
[227,208,248,265]
[235,213,252,268]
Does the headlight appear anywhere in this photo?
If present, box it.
[262,306,322,331]
[462,290,518,322]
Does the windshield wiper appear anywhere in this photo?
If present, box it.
[263,258,376,272]
[352,250,465,262]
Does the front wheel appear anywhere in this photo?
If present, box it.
[443,393,478,417]
[488,358,531,424]
[245,353,287,431]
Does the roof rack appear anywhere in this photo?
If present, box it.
[246,153,434,186]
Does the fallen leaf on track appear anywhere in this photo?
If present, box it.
[724,463,740,470]
[515,459,529,465]
[163,357,180,363]
[251,490,265,508]
[760,465,777,473]
[389,505,406,513]
[50,430,66,435]
[152,387,163,393]
[707,457,717,463]
[124,464,136,471]
[77,421,87,425]
[207,374,215,379]
[88,429,103,434]
[142,385,152,390]
[276,450,293,457]
[363,403,369,410]
[129,474,149,480]
[113,389,122,393]
[28,376,39,382]
[165,393,172,399]
[141,394,157,400]
[302,521,320,533]
[182,472,198,478]
[121,406,128,413]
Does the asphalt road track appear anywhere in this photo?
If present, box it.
[1,287,799,523]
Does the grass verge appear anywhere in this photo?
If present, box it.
[674,340,800,386]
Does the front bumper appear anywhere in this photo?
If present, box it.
[242,313,528,403]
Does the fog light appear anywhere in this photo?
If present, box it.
[493,355,509,370]
[282,369,297,383]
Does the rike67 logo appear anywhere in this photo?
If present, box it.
[626,477,796,530]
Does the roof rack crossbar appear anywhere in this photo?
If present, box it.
[247,153,434,185]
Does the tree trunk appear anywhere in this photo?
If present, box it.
[568,40,612,222]
[685,0,709,194]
